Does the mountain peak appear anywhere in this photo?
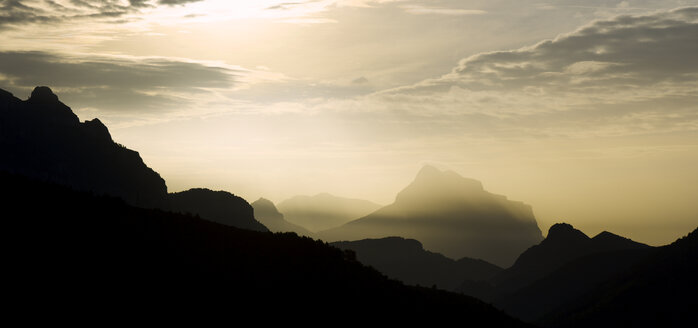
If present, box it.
[29,86,59,104]
[546,223,589,242]
[251,198,283,221]
[415,164,441,178]
[591,230,650,250]
[253,197,274,206]
[24,86,79,124]
[396,166,485,206]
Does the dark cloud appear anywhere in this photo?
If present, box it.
[0,51,238,112]
[157,0,202,5]
[443,7,698,91]
[373,7,698,137]
[0,0,203,28]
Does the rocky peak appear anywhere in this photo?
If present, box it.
[28,86,59,104]
[546,223,590,243]
[25,86,79,125]
[83,118,113,142]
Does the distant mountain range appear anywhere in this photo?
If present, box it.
[252,198,313,236]
[332,237,502,291]
[277,193,381,231]
[320,165,544,267]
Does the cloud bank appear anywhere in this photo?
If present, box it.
[371,7,698,138]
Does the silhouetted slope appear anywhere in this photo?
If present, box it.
[332,237,502,291]
[1,87,268,232]
[539,227,697,328]
[0,87,167,208]
[252,198,313,236]
[277,193,381,231]
[168,188,268,232]
[496,248,654,322]
[491,223,651,293]
[3,172,532,324]
[320,166,544,267]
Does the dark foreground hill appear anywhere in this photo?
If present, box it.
[492,223,652,293]
[455,223,696,327]
[0,86,166,208]
[0,86,266,231]
[538,226,697,328]
[2,171,531,324]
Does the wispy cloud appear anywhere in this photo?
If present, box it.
[366,7,698,138]
[402,5,485,16]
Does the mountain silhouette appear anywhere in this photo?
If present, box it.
[490,223,652,293]
[277,193,381,231]
[168,188,268,232]
[538,227,697,327]
[454,223,674,325]
[252,197,313,236]
[319,165,544,267]
[3,171,534,324]
[0,86,167,208]
[332,237,502,291]
[1,87,265,232]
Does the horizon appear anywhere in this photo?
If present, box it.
[2,0,698,246]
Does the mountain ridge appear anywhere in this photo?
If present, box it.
[0,86,266,232]
[252,197,313,236]
[319,166,544,267]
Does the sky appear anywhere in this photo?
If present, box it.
[1,0,697,245]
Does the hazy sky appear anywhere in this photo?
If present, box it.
[2,0,697,245]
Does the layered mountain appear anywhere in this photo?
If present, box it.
[3,168,532,324]
[277,193,381,231]
[320,166,544,267]
[454,223,664,324]
[252,198,313,236]
[332,237,502,291]
[168,189,268,232]
[1,87,265,232]
[538,227,697,328]
[0,86,166,208]
[491,223,652,293]
[493,225,696,327]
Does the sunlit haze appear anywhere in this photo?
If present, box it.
[2,0,697,245]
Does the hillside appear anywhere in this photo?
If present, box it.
[0,86,166,208]
[0,87,265,231]
[332,237,502,291]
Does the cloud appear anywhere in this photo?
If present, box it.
[0,50,240,113]
[0,0,203,29]
[371,7,698,138]
[402,5,486,16]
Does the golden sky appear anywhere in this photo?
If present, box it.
[1,0,697,245]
